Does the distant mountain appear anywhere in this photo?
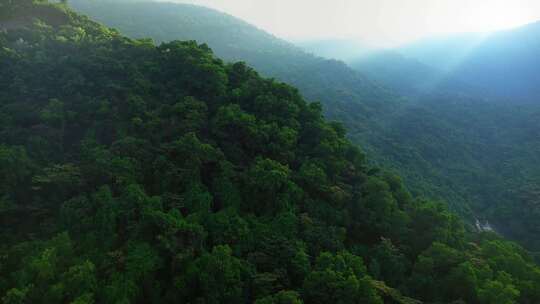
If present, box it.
[398,32,488,72]
[296,38,370,62]
[349,51,483,97]
[398,22,540,102]
[73,0,301,65]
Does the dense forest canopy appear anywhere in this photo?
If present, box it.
[69,0,540,252]
[68,0,465,213]
[348,38,540,251]
[2,0,540,303]
[68,0,402,133]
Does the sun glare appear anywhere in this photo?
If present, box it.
[463,1,533,32]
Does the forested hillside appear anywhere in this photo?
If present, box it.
[68,0,473,215]
[348,40,540,251]
[69,0,401,138]
[348,94,540,249]
[3,1,540,303]
[68,0,540,253]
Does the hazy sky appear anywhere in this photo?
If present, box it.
[173,0,540,47]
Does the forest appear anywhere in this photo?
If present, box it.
[1,1,540,304]
[68,0,540,253]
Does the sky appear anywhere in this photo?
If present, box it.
[172,0,540,47]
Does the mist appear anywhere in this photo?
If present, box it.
[167,0,540,47]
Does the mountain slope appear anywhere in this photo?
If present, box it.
[349,51,540,251]
[67,0,432,207]
[2,1,540,303]
[70,0,398,118]
[69,0,540,251]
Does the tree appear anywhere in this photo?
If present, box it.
[302,252,382,304]
[243,158,296,215]
[255,290,303,304]
[368,238,408,287]
[479,277,519,304]
[182,245,248,304]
